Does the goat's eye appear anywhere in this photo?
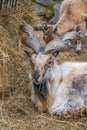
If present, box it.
[48,61,52,65]
[44,63,51,70]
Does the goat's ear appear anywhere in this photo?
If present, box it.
[23,49,32,58]
[52,51,59,57]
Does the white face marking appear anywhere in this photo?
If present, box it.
[31,52,54,83]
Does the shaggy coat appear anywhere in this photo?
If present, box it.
[30,53,87,115]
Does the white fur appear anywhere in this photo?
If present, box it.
[47,61,87,114]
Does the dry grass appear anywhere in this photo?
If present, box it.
[0,1,87,130]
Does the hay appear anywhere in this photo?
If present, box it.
[0,1,87,130]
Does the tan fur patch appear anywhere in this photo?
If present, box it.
[44,0,87,42]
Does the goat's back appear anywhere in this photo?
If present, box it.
[56,0,87,36]
[60,0,87,16]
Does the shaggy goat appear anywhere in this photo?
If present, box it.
[20,22,87,115]
[29,52,87,115]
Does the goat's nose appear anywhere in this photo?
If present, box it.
[34,73,40,82]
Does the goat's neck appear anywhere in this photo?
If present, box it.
[48,61,62,99]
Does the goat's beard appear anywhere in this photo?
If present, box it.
[33,79,48,101]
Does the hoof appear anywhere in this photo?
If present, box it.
[75,49,81,54]
[84,33,87,38]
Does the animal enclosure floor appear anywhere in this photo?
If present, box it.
[76,52,87,62]
[0,2,87,130]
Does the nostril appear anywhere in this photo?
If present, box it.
[34,73,40,81]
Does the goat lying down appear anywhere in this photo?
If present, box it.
[26,51,87,115]
[30,54,87,115]
[20,22,87,115]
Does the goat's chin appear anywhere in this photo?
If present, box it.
[33,79,48,95]
[32,78,43,85]
[33,79,41,85]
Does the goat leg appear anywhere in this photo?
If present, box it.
[76,40,82,53]
[83,14,87,37]
[84,21,87,37]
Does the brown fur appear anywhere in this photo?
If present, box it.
[44,0,87,43]
[56,0,87,35]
